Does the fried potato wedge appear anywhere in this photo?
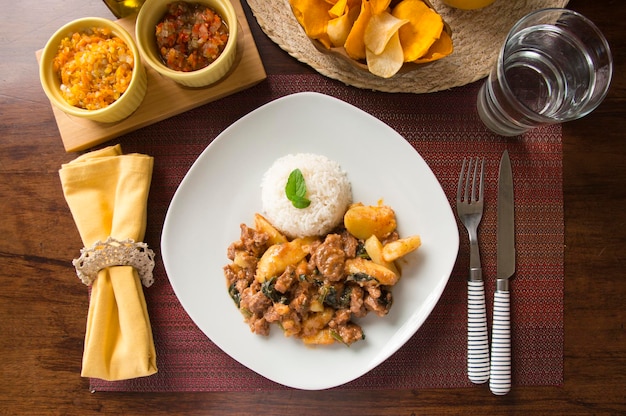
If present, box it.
[364,234,400,276]
[382,235,422,262]
[256,236,318,283]
[302,327,337,345]
[254,213,288,245]
[344,203,397,240]
[345,257,399,286]
[302,307,334,335]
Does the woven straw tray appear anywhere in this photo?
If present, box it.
[247,0,568,93]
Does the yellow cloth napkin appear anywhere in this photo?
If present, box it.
[59,144,157,381]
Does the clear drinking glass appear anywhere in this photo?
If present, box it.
[477,8,613,136]
[103,0,145,18]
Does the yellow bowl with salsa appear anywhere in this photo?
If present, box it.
[136,0,239,87]
[39,17,147,123]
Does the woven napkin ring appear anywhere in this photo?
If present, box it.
[72,237,155,287]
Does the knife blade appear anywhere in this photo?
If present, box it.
[490,149,515,395]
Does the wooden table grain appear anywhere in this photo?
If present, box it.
[1,1,624,414]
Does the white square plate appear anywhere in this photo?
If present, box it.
[161,92,459,390]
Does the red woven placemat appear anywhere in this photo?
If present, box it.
[89,74,563,392]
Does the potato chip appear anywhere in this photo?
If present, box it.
[344,0,372,60]
[328,6,356,47]
[392,0,444,62]
[366,31,404,78]
[290,0,454,77]
[369,0,392,14]
[412,29,453,63]
[364,11,408,55]
[328,0,348,18]
[289,0,334,47]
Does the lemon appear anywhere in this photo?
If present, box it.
[441,0,496,10]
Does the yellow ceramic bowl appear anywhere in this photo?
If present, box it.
[136,0,238,88]
[39,17,147,123]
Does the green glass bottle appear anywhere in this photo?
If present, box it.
[103,0,145,18]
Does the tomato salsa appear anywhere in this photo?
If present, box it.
[155,2,229,72]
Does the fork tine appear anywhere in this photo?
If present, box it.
[467,157,485,203]
[468,157,485,202]
[465,158,472,203]
[457,157,485,205]
[457,157,467,203]
[478,157,485,202]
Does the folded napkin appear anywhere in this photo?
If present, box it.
[59,144,157,381]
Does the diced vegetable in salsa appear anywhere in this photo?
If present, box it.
[155,1,229,72]
[53,27,133,110]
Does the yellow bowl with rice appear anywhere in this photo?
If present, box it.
[39,17,147,123]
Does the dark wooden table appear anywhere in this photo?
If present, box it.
[1,1,624,414]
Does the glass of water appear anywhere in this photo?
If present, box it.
[477,8,613,136]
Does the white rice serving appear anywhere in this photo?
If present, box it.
[261,153,352,238]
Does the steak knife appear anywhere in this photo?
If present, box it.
[490,150,515,395]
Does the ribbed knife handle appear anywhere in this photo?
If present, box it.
[467,280,489,383]
[490,290,511,395]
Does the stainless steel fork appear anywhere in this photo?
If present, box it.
[456,157,490,384]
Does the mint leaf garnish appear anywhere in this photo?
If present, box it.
[285,169,311,209]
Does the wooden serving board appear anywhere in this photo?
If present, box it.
[37,0,266,153]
